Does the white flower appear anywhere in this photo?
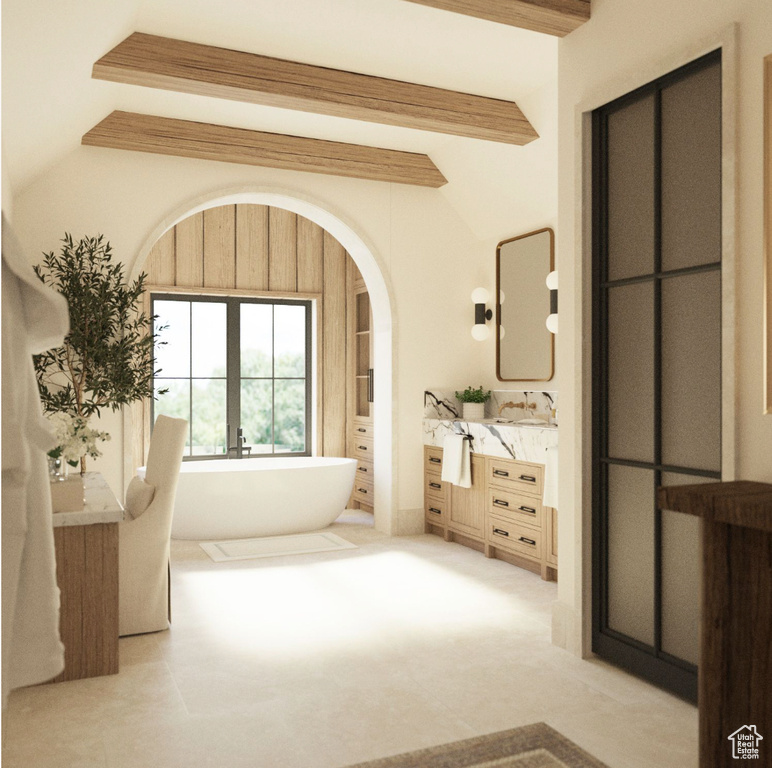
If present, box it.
[46,412,110,464]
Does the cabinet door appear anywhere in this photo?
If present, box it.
[545,506,558,567]
[449,455,485,539]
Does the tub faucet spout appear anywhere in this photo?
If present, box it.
[227,426,251,459]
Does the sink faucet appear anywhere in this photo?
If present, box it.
[227,425,252,459]
[498,400,536,417]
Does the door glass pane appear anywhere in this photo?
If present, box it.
[191,302,227,378]
[607,282,654,463]
[154,300,190,378]
[274,304,306,378]
[241,303,272,378]
[274,379,305,453]
[191,379,226,456]
[154,379,191,454]
[607,465,655,646]
[240,379,273,454]
[660,472,708,666]
[661,60,722,271]
[607,94,656,281]
[661,271,721,472]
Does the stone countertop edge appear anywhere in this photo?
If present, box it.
[52,471,125,527]
[422,418,558,465]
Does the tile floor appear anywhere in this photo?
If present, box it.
[3,512,698,767]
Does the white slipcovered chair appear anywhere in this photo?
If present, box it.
[119,415,187,637]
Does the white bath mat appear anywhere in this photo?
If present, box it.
[200,532,357,562]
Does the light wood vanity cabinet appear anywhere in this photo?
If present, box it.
[448,455,486,541]
[347,261,374,511]
[424,447,557,581]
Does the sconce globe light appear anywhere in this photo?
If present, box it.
[546,270,558,334]
[472,324,491,341]
[471,287,490,305]
[471,287,493,341]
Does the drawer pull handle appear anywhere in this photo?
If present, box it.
[357,487,368,494]
[429,507,442,515]
[357,428,367,433]
[358,445,368,451]
[519,474,536,483]
[519,506,536,514]
[519,536,536,546]
[493,527,509,537]
[429,457,441,464]
[358,466,368,472]
[493,469,510,477]
[429,482,441,489]
[493,499,509,507]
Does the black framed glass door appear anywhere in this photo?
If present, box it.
[592,50,722,701]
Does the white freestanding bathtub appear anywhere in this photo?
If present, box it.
[146,456,357,540]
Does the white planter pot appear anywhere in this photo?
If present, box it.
[462,402,485,421]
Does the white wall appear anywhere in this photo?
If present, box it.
[12,146,490,532]
[2,152,15,221]
[555,0,772,654]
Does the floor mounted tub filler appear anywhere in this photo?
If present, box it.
[140,457,357,540]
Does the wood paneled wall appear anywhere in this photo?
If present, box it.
[132,203,359,472]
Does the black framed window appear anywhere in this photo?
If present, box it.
[152,294,312,459]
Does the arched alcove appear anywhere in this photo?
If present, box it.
[125,187,396,534]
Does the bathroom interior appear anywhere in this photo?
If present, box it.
[3,1,772,767]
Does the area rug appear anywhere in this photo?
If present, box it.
[342,723,609,768]
[199,531,357,562]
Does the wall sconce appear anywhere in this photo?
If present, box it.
[546,271,558,334]
[471,287,492,341]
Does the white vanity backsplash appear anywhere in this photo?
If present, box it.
[424,389,557,424]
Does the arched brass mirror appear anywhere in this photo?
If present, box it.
[496,227,554,382]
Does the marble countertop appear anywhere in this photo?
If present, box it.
[423,418,558,465]
[52,472,125,527]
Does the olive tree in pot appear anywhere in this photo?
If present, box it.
[34,233,166,474]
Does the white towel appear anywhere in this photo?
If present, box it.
[542,445,559,509]
[2,215,69,703]
[441,434,471,488]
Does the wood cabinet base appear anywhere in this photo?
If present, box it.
[424,447,557,581]
[52,523,119,682]
[658,481,772,768]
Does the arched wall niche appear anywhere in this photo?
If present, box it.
[125,187,396,534]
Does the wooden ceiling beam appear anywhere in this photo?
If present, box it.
[81,111,448,188]
[403,0,590,37]
[92,33,537,145]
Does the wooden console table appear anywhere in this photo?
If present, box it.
[51,472,124,683]
[658,480,772,768]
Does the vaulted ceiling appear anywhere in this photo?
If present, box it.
[2,0,561,237]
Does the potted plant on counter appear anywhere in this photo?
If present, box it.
[33,233,166,475]
[455,385,491,421]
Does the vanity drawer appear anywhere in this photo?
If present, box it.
[425,474,448,500]
[487,488,543,529]
[354,459,373,483]
[425,446,444,473]
[352,437,374,461]
[352,478,374,506]
[487,515,542,561]
[351,421,373,439]
[487,458,544,497]
[424,496,448,524]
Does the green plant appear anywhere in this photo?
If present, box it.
[34,233,165,469]
[455,385,491,404]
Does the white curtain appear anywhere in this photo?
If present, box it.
[1,215,69,703]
